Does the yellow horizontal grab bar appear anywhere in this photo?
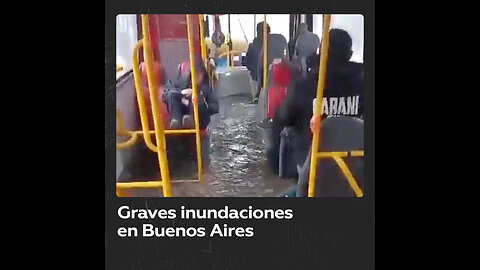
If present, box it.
[316,151,364,158]
[350,150,364,157]
[116,132,139,150]
[131,129,198,135]
[117,181,163,189]
[117,128,198,150]
[218,50,245,59]
[116,178,201,190]
[317,151,349,158]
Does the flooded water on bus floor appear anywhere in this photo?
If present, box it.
[118,95,295,197]
[166,95,295,197]
[202,95,295,196]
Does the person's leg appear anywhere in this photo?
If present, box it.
[253,83,262,104]
[296,150,311,197]
[164,92,183,128]
[182,100,195,128]
[276,185,298,197]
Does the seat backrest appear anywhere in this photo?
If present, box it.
[271,62,291,87]
[295,32,320,58]
[267,85,287,119]
[268,34,288,62]
[266,62,291,119]
[257,34,288,77]
[173,61,191,88]
[297,116,364,197]
[158,39,191,82]
[293,33,320,77]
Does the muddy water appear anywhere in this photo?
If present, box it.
[117,95,295,197]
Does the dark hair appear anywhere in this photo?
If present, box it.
[256,22,271,44]
[307,28,353,74]
[328,28,353,65]
[256,21,271,34]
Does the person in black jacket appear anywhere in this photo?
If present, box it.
[162,56,219,129]
[268,28,364,178]
[246,22,270,100]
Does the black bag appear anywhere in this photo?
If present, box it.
[278,127,298,179]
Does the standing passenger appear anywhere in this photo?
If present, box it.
[246,22,270,103]
[269,28,364,177]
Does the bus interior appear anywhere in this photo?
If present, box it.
[115,14,364,197]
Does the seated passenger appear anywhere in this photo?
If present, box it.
[269,28,364,177]
[162,56,219,129]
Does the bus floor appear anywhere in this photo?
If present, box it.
[117,94,296,197]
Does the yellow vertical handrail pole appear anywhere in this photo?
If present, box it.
[199,14,207,68]
[141,14,173,197]
[131,40,158,153]
[263,14,268,91]
[308,14,331,197]
[186,14,203,181]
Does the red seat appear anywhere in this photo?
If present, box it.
[272,62,291,87]
[267,62,291,119]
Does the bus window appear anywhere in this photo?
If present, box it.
[313,14,364,63]
[116,14,138,79]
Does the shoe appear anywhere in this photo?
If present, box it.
[252,97,259,104]
[182,115,194,128]
[170,118,181,129]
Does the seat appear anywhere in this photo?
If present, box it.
[292,33,320,77]
[296,116,364,197]
[267,62,291,119]
[255,34,289,122]
[215,66,253,99]
[158,39,191,82]
[268,34,288,62]
[257,33,289,88]
[115,69,192,182]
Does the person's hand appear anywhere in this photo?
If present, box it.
[181,88,193,96]
[310,98,318,128]
[272,58,282,66]
[269,58,282,69]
